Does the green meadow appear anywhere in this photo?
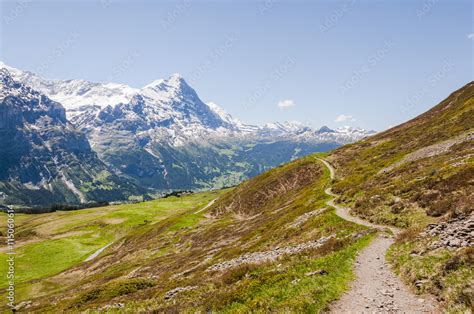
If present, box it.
[0,189,226,300]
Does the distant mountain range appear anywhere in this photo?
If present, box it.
[0,62,375,207]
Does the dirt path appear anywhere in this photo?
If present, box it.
[85,242,113,262]
[318,158,336,181]
[316,158,439,313]
[331,235,438,313]
[325,188,399,235]
[194,198,218,214]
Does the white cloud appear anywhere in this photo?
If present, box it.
[335,114,356,122]
[468,33,474,40]
[277,99,296,109]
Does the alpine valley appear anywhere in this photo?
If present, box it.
[1,81,471,313]
[0,63,374,209]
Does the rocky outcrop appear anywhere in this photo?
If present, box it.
[289,208,327,228]
[164,286,197,300]
[208,235,335,271]
[99,303,125,310]
[422,213,474,249]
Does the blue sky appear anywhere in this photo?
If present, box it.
[0,0,472,130]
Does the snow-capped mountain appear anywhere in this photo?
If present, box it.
[0,62,374,145]
[0,62,375,194]
[0,61,137,118]
[0,69,143,206]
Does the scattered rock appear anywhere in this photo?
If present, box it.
[164,286,197,300]
[14,301,32,311]
[305,269,328,276]
[415,279,429,289]
[100,303,125,310]
[289,208,327,228]
[421,213,474,249]
[208,235,336,271]
[370,195,383,202]
[352,229,373,239]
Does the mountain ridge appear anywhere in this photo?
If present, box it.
[0,62,375,197]
[0,62,374,141]
[0,69,144,207]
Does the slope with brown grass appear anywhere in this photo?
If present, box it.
[327,81,473,311]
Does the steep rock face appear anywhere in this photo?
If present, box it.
[0,69,142,207]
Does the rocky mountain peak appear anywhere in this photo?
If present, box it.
[317,126,335,133]
[141,73,196,103]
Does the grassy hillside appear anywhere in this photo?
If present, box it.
[327,81,474,311]
[0,191,224,302]
[1,155,375,312]
[1,82,471,312]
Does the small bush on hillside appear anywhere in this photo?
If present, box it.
[16,228,38,239]
[70,278,154,308]
[220,264,260,285]
[395,226,423,244]
[426,197,453,217]
[302,237,352,259]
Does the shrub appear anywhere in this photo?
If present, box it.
[396,226,423,244]
[70,278,154,308]
[426,197,453,217]
[220,264,259,285]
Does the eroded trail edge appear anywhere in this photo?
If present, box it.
[316,158,439,313]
